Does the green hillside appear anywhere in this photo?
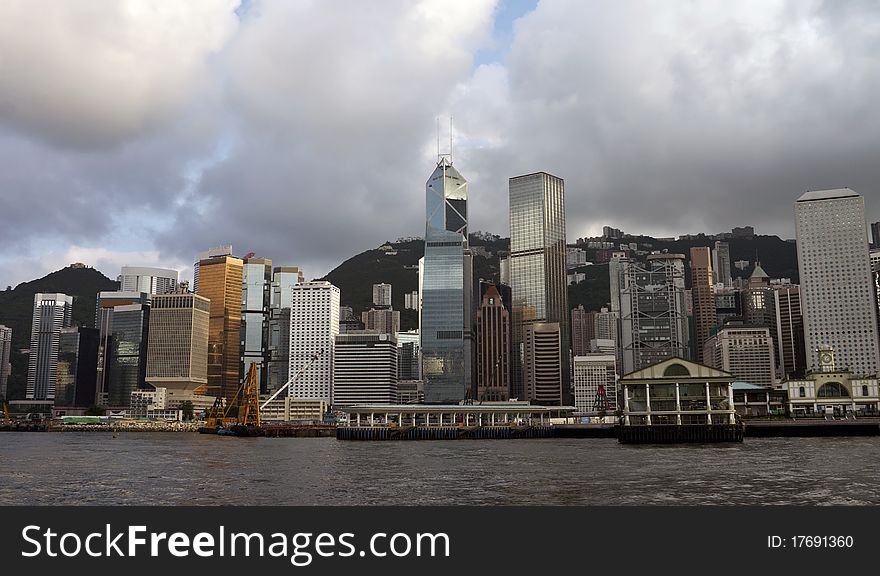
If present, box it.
[0,264,118,400]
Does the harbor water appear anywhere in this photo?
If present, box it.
[1,433,878,505]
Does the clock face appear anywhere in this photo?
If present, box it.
[820,353,832,364]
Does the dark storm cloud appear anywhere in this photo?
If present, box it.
[2,0,880,288]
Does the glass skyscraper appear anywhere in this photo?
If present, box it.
[420,157,473,403]
[509,172,569,404]
[242,256,272,394]
[96,291,151,407]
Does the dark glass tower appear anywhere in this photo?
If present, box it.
[421,157,473,403]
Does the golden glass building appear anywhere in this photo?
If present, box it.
[197,255,243,400]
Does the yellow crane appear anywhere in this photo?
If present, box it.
[199,362,261,436]
[2,402,11,424]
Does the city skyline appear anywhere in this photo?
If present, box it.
[4,1,880,290]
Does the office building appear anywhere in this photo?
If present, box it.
[571,305,596,358]
[704,324,776,385]
[242,256,272,393]
[715,288,742,328]
[509,172,569,403]
[712,241,732,286]
[773,285,806,379]
[267,266,305,395]
[475,283,510,401]
[54,327,100,408]
[289,281,339,402]
[362,307,400,335]
[871,221,880,248]
[404,291,419,311]
[145,290,210,408]
[420,156,473,404]
[372,283,392,308]
[196,255,243,400]
[192,244,233,293]
[614,254,690,374]
[522,322,563,405]
[573,354,617,413]
[690,247,716,364]
[0,325,11,399]
[27,293,74,400]
[795,189,880,375]
[96,291,151,407]
[333,332,398,407]
[118,266,178,295]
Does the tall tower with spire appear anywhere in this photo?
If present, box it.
[420,155,473,403]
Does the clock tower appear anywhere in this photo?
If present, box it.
[817,346,836,373]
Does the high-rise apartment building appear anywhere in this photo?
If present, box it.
[55,327,100,408]
[242,256,272,394]
[27,293,73,400]
[572,354,617,413]
[96,291,151,407]
[192,245,233,293]
[795,189,880,375]
[613,254,689,374]
[332,332,398,406]
[145,291,210,393]
[712,241,732,286]
[420,156,473,404]
[571,305,596,358]
[372,283,392,308]
[704,324,776,385]
[690,247,716,364]
[289,281,339,402]
[509,172,569,403]
[197,255,243,400]
[362,308,400,335]
[0,325,11,400]
[475,283,510,401]
[267,266,305,394]
[118,266,178,295]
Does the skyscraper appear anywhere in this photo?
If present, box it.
[27,293,73,400]
[773,285,806,379]
[289,281,339,402]
[96,291,151,407]
[476,283,510,401]
[145,290,210,403]
[192,245,233,293]
[362,308,400,335]
[197,255,243,400]
[522,322,563,405]
[332,332,398,407]
[420,156,473,404]
[267,266,305,394]
[704,324,776,385]
[242,256,272,394]
[795,189,880,375]
[0,325,11,400]
[570,305,596,358]
[690,247,716,364]
[55,327,100,408]
[118,266,178,295]
[509,172,569,403]
[712,241,732,286]
[871,221,880,248]
[614,254,689,374]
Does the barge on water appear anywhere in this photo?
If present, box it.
[618,358,743,444]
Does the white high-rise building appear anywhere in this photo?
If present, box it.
[289,281,339,402]
[795,189,880,376]
[118,266,178,295]
[573,354,617,413]
[27,293,73,400]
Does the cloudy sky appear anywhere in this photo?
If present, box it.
[1,0,879,288]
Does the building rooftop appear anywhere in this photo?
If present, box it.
[796,188,859,202]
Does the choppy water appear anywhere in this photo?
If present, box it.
[1,433,878,505]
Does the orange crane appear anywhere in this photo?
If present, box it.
[199,362,261,434]
[2,402,11,424]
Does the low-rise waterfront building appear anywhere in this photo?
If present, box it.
[783,347,879,416]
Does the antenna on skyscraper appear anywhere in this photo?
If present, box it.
[450,116,454,163]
